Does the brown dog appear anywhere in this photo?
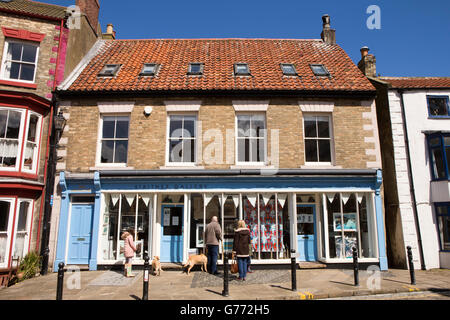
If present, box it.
[183,254,207,275]
[152,256,162,276]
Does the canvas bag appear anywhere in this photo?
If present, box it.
[230,259,238,274]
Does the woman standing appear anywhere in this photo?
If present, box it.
[121,229,137,277]
[232,220,251,281]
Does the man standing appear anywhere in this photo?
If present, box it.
[204,216,222,275]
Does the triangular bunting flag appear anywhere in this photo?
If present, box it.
[125,194,136,207]
[111,194,120,207]
[277,194,287,208]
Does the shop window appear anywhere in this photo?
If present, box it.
[223,195,239,253]
[427,96,450,117]
[99,115,129,164]
[167,115,197,163]
[427,133,450,180]
[243,194,289,260]
[303,115,333,164]
[324,193,376,260]
[100,194,151,261]
[13,200,32,260]
[190,194,205,249]
[1,40,39,82]
[435,204,450,251]
[236,114,266,163]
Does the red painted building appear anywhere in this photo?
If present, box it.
[0,0,101,271]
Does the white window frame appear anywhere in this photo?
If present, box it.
[0,39,39,84]
[235,112,268,166]
[165,113,198,166]
[96,114,130,167]
[21,111,42,174]
[0,107,27,172]
[11,199,33,262]
[303,113,335,166]
[0,198,16,269]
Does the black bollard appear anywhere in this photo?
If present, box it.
[407,246,416,285]
[352,247,359,287]
[290,249,297,291]
[222,252,229,297]
[142,254,150,300]
[56,262,64,300]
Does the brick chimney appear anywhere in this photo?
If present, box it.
[358,46,377,78]
[102,23,116,40]
[76,0,100,34]
[321,14,336,45]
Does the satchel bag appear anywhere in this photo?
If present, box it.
[230,259,238,274]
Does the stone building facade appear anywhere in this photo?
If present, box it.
[51,16,388,272]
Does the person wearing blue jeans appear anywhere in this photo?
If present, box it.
[204,216,222,275]
[232,220,251,281]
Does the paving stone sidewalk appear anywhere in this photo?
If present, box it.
[0,267,449,300]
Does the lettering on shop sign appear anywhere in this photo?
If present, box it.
[132,184,208,190]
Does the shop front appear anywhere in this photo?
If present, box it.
[53,169,387,271]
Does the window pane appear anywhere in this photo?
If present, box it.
[429,137,441,147]
[304,119,317,138]
[27,115,39,143]
[101,140,114,163]
[282,64,296,75]
[21,45,37,63]
[438,215,450,251]
[237,116,250,137]
[432,148,446,178]
[6,111,21,139]
[182,139,195,162]
[189,63,202,73]
[326,194,340,258]
[143,64,156,73]
[318,140,331,162]
[0,110,7,138]
[183,118,195,138]
[317,117,330,138]
[446,147,450,176]
[114,140,128,163]
[169,117,183,138]
[8,43,22,61]
[444,137,450,146]
[102,117,115,139]
[236,64,248,73]
[311,65,328,75]
[0,201,10,232]
[428,97,448,116]
[19,63,35,81]
[101,195,119,260]
[115,118,129,139]
[252,117,265,138]
[169,139,182,162]
[305,139,318,162]
[6,62,20,79]
[17,202,29,232]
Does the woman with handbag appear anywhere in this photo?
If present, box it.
[232,220,251,281]
[121,229,137,277]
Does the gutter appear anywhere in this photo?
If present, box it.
[397,89,426,270]
[97,168,378,178]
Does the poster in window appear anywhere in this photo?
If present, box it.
[196,224,204,248]
[333,213,357,232]
[335,236,357,259]
[163,208,171,226]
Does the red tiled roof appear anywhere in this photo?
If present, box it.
[380,77,450,89]
[66,39,376,93]
[0,0,67,20]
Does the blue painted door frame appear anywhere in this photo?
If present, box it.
[296,204,317,262]
[160,204,184,263]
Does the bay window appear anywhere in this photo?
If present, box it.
[12,200,32,260]
[0,107,42,173]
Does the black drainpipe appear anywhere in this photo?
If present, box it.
[398,89,426,270]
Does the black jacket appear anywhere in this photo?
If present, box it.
[232,228,251,257]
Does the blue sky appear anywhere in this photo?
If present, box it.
[43,0,450,77]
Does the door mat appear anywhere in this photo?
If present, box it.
[190,269,290,288]
[88,270,142,286]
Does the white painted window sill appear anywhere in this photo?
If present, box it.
[90,166,135,171]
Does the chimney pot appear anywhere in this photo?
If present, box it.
[321,14,336,45]
[360,46,369,58]
[322,14,331,29]
[106,24,114,34]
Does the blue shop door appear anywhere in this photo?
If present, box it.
[160,205,183,263]
[67,204,94,265]
[296,205,317,261]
